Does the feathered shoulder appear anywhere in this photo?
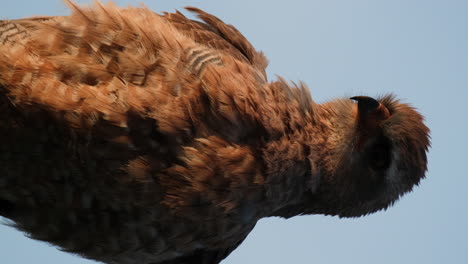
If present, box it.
[0,1,275,140]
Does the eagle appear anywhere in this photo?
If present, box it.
[0,1,430,264]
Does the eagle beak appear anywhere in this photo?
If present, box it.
[350,96,391,150]
[350,96,380,112]
[350,96,390,120]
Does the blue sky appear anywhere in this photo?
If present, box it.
[1,0,467,263]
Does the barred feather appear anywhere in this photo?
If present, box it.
[0,1,429,264]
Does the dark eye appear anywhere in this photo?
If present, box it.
[369,139,391,170]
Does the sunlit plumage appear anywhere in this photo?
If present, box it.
[0,1,430,264]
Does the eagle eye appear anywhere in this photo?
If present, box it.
[368,138,392,170]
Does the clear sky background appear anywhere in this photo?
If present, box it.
[1,0,467,263]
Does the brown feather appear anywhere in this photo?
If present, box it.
[0,2,430,264]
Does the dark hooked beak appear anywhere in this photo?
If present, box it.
[350,96,391,150]
[350,96,380,113]
[350,95,390,121]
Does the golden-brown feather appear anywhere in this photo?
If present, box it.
[0,1,429,264]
